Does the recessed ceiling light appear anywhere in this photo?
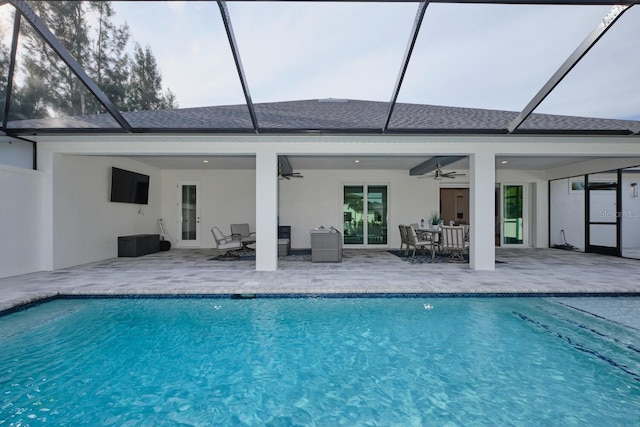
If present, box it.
[354,160,360,163]
[203,160,209,163]
[501,160,508,164]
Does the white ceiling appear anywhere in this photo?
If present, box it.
[131,154,604,172]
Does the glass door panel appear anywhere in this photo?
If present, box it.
[589,224,616,247]
[621,168,640,259]
[367,186,387,245]
[344,186,364,245]
[343,185,388,246]
[178,182,200,247]
[586,173,618,256]
[502,185,525,246]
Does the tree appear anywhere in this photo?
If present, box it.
[87,0,131,114]
[20,1,93,117]
[10,0,176,120]
[126,43,176,112]
[0,26,11,118]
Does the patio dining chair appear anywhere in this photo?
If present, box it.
[399,224,409,255]
[440,225,470,262]
[406,225,435,258]
[462,224,470,242]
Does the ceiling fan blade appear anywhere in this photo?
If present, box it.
[280,172,303,179]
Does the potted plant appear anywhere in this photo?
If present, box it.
[429,212,441,228]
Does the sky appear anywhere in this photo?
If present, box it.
[6,1,640,121]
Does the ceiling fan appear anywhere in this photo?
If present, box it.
[278,165,303,180]
[425,164,465,180]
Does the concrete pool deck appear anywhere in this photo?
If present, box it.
[1,248,640,313]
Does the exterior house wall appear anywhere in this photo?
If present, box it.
[546,157,640,180]
[550,178,585,249]
[0,139,34,169]
[621,172,640,252]
[158,167,548,250]
[51,155,162,270]
[496,169,548,248]
[26,135,640,272]
[160,169,256,248]
[278,169,442,249]
[158,168,441,250]
[0,165,43,279]
[548,159,640,253]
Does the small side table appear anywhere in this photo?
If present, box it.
[278,239,290,256]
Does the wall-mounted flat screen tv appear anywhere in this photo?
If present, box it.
[110,167,149,204]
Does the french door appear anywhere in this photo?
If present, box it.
[500,184,528,247]
[343,185,388,246]
[177,181,200,247]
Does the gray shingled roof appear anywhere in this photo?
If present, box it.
[6,99,639,134]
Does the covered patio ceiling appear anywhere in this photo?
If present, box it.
[124,153,624,173]
[0,0,639,138]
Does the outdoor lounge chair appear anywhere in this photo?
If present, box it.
[230,223,256,248]
[211,226,243,258]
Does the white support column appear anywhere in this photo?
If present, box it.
[38,147,54,271]
[469,151,495,270]
[255,149,278,271]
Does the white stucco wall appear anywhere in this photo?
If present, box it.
[279,169,442,249]
[496,169,548,248]
[41,149,553,271]
[157,166,551,251]
[0,140,34,169]
[51,155,162,269]
[0,166,43,279]
[158,168,442,250]
[24,134,640,271]
[621,172,640,251]
[550,178,585,249]
[549,171,640,252]
[160,169,256,248]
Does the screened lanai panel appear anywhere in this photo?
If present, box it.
[6,5,120,130]
[228,1,416,129]
[0,5,13,127]
[93,1,252,129]
[522,6,640,132]
[390,4,610,130]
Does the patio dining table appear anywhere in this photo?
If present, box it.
[414,226,441,258]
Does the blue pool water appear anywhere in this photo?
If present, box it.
[1,297,639,426]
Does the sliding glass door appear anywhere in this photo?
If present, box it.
[343,185,388,246]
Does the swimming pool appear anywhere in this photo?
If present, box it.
[1,297,639,426]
